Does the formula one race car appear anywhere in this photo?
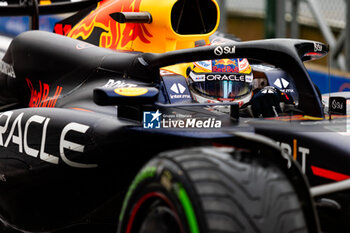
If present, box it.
[1,0,350,233]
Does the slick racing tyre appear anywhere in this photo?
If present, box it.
[118,147,308,233]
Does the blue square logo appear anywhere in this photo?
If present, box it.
[143,110,162,128]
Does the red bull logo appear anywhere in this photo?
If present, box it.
[67,0,153,50]
[214,59,237,66]
[26,78,62,108]
[212,59,239,73]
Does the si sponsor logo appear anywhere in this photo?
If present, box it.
[332,99,344,110]
[329,97,347,115]
[214,46,236,56]
[314,42,323,52]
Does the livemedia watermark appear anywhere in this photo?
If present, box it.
[143,110,222,129]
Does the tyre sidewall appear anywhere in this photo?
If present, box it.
[118,157,206,233]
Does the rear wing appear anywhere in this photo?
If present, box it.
[0,0,100,29]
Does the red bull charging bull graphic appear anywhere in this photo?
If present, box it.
[67,0,152,51]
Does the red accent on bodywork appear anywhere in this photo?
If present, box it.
[54,24,72,36]
[68,0,152,49]
[311,165,350,181]
[26,78,63,108]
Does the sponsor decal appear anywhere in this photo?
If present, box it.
[160,70,177,76]
[245,73,253,83]
[238,58,252,74]
[214,46,236,56]
[114,87,148,96]
[189,72,205,82]
[193,60,212,72]
[26,78,62,108]
[0,111,97,168]
[276,139,310,173]
[103,79,138,88]
[169,83,191,99]
[329,97,346,115]
[214,59,237,66]
[67,0,152,50]
[0,61,15,78]
[162,76,192,103]
[212,59,239,73]
[170,83,186,94]
[314,42,323,52]
[143,110,222,129]
[273,78,294,93]
[206,74,246,82]
[332,99,344,110]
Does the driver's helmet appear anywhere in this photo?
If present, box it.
[187,58,253,107]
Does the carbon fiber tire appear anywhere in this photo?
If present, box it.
[118,147,308,233]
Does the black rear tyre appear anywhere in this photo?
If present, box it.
[118,147,308,233]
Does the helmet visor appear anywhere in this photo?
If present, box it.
[189,71,253,100]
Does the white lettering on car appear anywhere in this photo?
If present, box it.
[60,123,96,168]
[4,112,24,153]
[103,79,137,88]
[0,111,97,168]
[24,115,45,158]
[40,118,59,164]
[276,139,310,173]
[206,74,245,82]
[214,46,236,56]
[0,111,13,146]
